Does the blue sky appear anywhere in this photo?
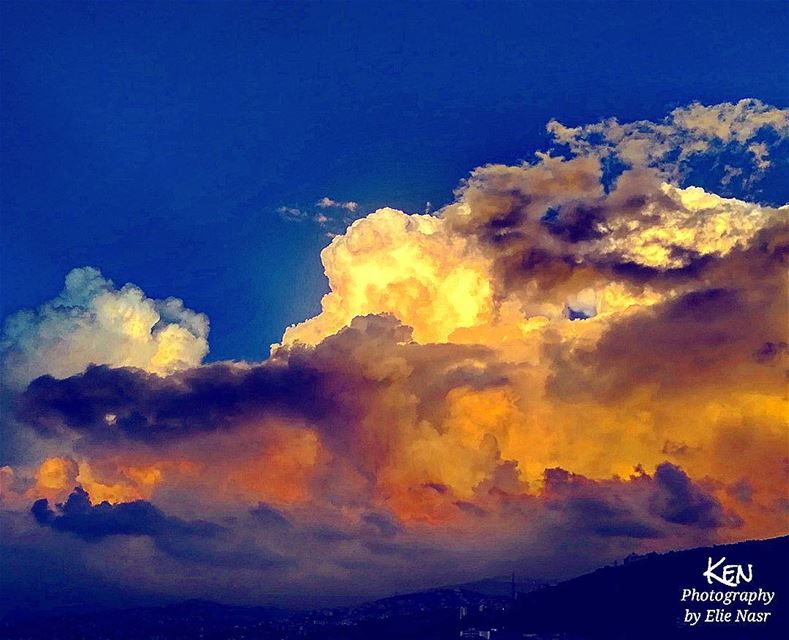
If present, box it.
[2,0,787,361]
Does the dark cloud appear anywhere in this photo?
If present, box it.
[15,315,510,466]
[250,503,292,530]
[454,500,487,517]
[31,487,220,541]
[726,479,754,505]
[649,463,732,529]
[17,359,330,443]
[542,464,734,539]
[546,229,786,401]
[661,441,692,457]
[153,531,292,570]
[444,160,723,306]
[593,521,663,539]
[662,287,739,322]
[28,488,296,572]
[753,340,788,364]
[543,468,661,540]
[422,482,449,494]
[362,511,401,537]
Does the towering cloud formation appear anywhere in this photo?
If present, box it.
[1,100,787,608]
[283,209,496,344]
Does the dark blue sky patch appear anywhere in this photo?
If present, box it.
[565,307,593,321]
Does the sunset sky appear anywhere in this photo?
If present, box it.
[1,0,788,614]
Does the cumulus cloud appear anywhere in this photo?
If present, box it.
[443,158,782,301]
[2,100,787,608]
[547,99,789,197]
[31,486,220,541]
[541,462,735,539]
[283,157,783,349]
[1,267,209,388]
[282,209,496,344]
[648,463,732,529]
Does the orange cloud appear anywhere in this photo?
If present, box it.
[3,100,787,602]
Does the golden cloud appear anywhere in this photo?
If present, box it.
[2,100,787,600]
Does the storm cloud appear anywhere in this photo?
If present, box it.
[1,100,787,609]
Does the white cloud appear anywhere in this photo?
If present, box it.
[316,196,359,212]
[1,267,209,388]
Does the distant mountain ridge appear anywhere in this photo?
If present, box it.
[2,535,787,639]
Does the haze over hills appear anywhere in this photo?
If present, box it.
[2,536,786,639]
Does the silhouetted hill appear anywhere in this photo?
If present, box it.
[2,536,786,639]
[0,589,505,640]
[455,576,545,597]
[510,535,789,639]
[0,599,290,640]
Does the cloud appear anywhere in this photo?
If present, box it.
[3,100,787,608]
[250,502,292,529]
[277,205,307,221]
[317,197,359,212]
[279,198,360,229]
[31,486,220,541]
[443,159,782,303]
[18,360,330,442]
[547,99,789,198]
[1,267,209,389]
[283,158,782,350]
[648,463,731,529]
[540,462,745,542]
[282,208,495,345]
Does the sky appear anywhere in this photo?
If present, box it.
[2,0,788,361]
[1,0,788,615]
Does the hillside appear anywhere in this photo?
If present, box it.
[510,535,789,639]
[2,536,786,639]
